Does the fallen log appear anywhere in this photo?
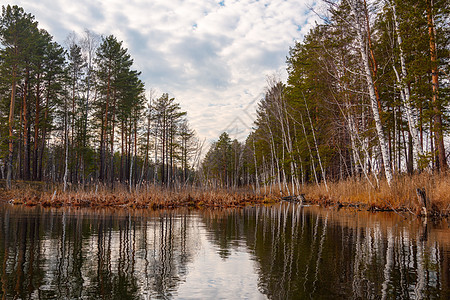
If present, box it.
[281,194,306,203]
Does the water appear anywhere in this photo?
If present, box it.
[0,203,448,299]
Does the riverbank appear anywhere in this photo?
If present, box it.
[0,185,275,209]
[1,173,449,217]
[300,173,450,217]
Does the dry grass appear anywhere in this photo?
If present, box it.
[1,184,276,210]
[1,173,449,217]
[296,173,450,216]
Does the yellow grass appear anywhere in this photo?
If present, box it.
[1,173,449,217]
[297,173,450,216]
[0,184,275,209]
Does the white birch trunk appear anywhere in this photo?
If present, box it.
[391,2,423,169]
[304,97,328,191]
[252,137,260,193]
[266,114,282,194]
[348,112,377,188]
[349,0,393,185]
[63,96,69,192]
[284,107,300,195]
[129,134,134,192]
[299,112,320,187]
[274,98,292,195]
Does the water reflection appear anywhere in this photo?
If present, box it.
[0,204,448,299]
[0,207,200,299]
[201,204,449,299]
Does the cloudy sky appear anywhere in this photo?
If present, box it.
[8,0,320,142]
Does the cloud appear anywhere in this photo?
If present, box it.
[7,0,320,142]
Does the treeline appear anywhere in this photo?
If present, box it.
[0,5,200,190]
[202,0,449,193]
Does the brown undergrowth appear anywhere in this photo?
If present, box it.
[0,184,276,209]
[1,173,449,217]
[299,173,450,217]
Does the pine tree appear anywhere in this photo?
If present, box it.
[0,5,38,188]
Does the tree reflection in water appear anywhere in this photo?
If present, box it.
[0,203,448,299]
[201,204,449,299]
[0,206,199,299]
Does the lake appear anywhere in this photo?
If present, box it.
[0,203,448,299]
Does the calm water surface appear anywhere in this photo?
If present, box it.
[0,203,448,299]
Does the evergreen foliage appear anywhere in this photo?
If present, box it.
[0,5,198,189]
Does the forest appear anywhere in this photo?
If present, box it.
[0,5,201,192]
[201,0,450,212]
[1,1,449,214]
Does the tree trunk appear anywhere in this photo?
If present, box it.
[38,78,49,181]
[350,0,393,185]
[110,89,117,187]
[391,2,423,170]
[363,0,382,112]
[252,137,260,193]
[7,69,17,190]
[134,118,138,187]
[426,0,446,171]
[63,95,69,192]
[161,111,166,185]
[100,66,111,181]
[34,71,41,180]
[120,120,125,182]
[304,96,328,191]
[129,124,134,191]
[22,69,30,180]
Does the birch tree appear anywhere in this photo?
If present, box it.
[345,0,393,185]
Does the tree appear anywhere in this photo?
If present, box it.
[152,93,186,186]
[0,5,38,188]
[94,35,136,183]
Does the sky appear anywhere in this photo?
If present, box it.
[6,0,321,143]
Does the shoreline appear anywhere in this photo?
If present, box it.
[0,186,276,210]
[1,177,449,219]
